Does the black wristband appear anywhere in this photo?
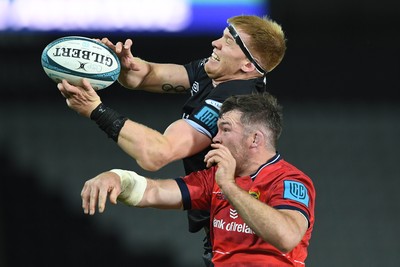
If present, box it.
[90,103,128,142]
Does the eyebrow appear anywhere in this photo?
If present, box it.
[218,120,231,127]
[223,28,234,40]
[227,24,266,75]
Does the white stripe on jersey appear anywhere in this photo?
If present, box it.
[184,118,212,138]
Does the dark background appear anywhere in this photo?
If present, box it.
[1,1,399,266]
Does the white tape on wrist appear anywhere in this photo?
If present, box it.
[109,169,147,206]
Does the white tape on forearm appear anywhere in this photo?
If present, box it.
[109,169,147,206]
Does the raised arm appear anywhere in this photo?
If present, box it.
[100,38,191,93]
[118,118,212,171]
[58,78,211,171]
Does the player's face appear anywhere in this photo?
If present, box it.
[205,28,251,82]
[213,110,253,165]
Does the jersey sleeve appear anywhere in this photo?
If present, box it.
[183,58,220,138]
[174,167,215,210]
[184,100,221,138]
[183,58,208,86]
[269,172,315,227]
[184,79,265,138]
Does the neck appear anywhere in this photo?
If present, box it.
[236,151,277,177]
[211,73,262,88]
[212,80,219,87]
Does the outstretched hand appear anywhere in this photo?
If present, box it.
[81,171,122,215]
[57,79,102,118]
[99,38,151,89]
[100,38,139,72]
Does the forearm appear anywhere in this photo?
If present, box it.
[118,119,211,171]
[111,169,182,209]
[120,61,190,93]
[91,103,211,171]
[89,103,176,170]
[140,179,183,209]
[117,57,153,90]
[222,183,306,252]
[117,120,174,171]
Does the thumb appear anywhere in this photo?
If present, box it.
[109,187,120,205]
[81,78,94,91]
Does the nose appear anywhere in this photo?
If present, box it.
[211,38,221,50]
[212,132,222,144]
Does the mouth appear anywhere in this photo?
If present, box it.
[210,52,220,62]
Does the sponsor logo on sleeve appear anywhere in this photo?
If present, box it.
[194,106,218,135]
[283,180,309,207]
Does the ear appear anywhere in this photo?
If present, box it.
[241,61,256,73]
[250,131,264,148]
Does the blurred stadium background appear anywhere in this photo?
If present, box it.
[0,1,399,266]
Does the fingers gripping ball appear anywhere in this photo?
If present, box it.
[109,169,147,206]
[41,36,121,90]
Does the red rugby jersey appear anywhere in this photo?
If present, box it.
[175,154,315,267]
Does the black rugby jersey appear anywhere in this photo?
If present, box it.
[183,58,267,233]
[182,58,267,176]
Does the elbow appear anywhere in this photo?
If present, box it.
[136,151,173,172]
[276,243,297,254]
[261,231,303,254]
[138,162,163,172]
[137,159,164,172]
[272,238,299,254]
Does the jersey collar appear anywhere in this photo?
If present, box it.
[250,153,281,180]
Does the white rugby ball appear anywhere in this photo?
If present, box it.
[41,36,121,90]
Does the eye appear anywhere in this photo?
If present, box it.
[225,37,233,45]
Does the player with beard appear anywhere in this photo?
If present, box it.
[80,93,316,267]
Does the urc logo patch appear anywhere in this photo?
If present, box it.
[283,180,309,207]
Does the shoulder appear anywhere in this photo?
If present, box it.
[271,160,313,186]
[259,159,315,220]
[184,59,208,78]
[211,78,266,100]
